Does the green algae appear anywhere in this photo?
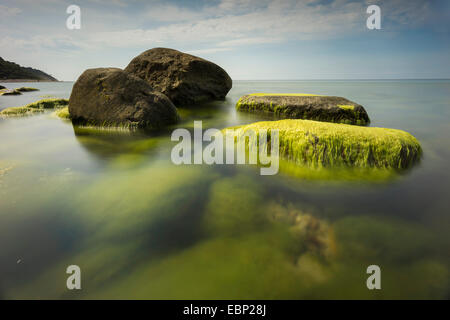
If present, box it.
[203,175,267,236]
[327,216,449,299]
[249,93,322,97]
[266,201,336,259]
[73,126,166,163]
[225,119,422,170]
[71,119,141,130]
[0,98,69,117]
[278,159,400,182]
[337,104,355,110]
[53,106,70,119]
[334,216,436,263]
[74,163,216,240]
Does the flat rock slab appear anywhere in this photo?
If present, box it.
[236,93,370,125]
[16,87,39,92]
[224,119,421,169]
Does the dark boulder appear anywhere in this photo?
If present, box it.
[16,87,39,92]
[69,68,179,129]
[125,48,232,106]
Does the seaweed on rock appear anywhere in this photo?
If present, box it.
[224,119,422,170]
[0,98,69,116]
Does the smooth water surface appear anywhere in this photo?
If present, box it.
[0,80,449,299]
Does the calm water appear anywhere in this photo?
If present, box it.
[0,80,449,299]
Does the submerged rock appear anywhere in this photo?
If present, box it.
[125,48,232,106]
[267,202,336,259]
[69,68,179,129]
[16,87,39,92]
[0,98,68,116]
[224,119,422,169]
[236,93,370,125]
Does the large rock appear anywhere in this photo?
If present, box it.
[223,119,421,169]
[124,48,232,106]
[69,68,179,129]
[236,93,370,125]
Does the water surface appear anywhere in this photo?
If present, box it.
[0,80,449,299]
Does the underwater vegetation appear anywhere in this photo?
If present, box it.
[53,106,71,119]
[0,98,69,116]
[7,171,446,300]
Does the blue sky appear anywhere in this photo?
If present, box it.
[0,0,448,80]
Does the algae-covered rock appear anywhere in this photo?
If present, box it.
[53,106,70,119]
[0,89,22,96]
[266,202,336,259]
[125,48,232,106]
[69,68,179,129]
[236,93,370,125]
[225,119,421,169]
[0,98,68,116]
[16,87,39,92]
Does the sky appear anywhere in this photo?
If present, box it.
[0,0,449,81]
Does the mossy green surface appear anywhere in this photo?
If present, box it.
[0,98,69,116]
[249,93,322,97]
[337,105,354,110]
[278,159,399,182]
[53,106,70,119]
[224,119,422,170]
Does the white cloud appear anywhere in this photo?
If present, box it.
[218,37,281,47]
[186,47,233,55]
[84,1,367,48]
[0,0,443,80]
[145,4,204,22]
[0,5,22,17]
[1,0,436,52]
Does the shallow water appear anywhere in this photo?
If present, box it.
[0,80,449,299]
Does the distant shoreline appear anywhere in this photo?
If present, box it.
[0,79,60,83]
